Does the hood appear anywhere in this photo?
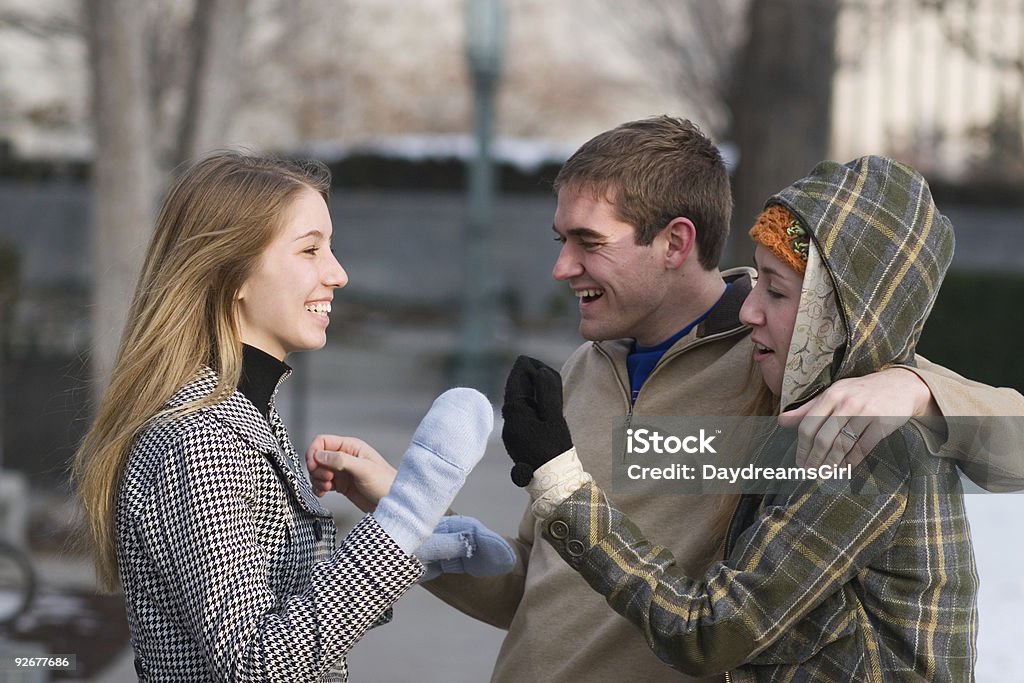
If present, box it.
[768,156,954,411]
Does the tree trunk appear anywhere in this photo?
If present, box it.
[85,0,157,400]
[175,0,249,166]
[725,0,839,268]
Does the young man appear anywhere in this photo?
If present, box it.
[420,116,1024,682]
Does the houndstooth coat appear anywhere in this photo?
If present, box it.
[116,369,423,682]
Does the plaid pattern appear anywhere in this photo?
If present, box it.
[770,156,955,384]
[117,369,423,682]
[545,426,977,681]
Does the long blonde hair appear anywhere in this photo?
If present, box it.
[72,151,331,591]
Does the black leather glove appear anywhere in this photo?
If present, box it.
[501,355,574,487]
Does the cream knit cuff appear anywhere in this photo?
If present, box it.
[526,447,592,520]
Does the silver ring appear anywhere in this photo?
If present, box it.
[840,426,860,441]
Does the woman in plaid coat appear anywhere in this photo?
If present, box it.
[73,151,495,681]
[502,156,979,681]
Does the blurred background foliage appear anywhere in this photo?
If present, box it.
[919,271,1024,394]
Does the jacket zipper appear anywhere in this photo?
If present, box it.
[593,324,751,460]
[594,323,754,683]
[640,326,750,398]
[592,343,636,461]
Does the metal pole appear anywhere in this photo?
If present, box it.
[456,0,505,393]
[0,342,5,471]
[0,241,17,472]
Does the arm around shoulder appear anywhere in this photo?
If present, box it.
[904,355,1024,491]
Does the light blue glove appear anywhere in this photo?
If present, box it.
[415,515,516,582]
[373,388,494,554]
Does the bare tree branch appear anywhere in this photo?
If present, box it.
[175,0,250,165]
[595,0,748,135]
[145,0,197,167]
[0,9,80,37]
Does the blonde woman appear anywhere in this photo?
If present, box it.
[73,151,497,682]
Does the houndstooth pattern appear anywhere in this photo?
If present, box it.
[116,369,423,682]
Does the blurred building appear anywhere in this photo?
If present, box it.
[1,0,1023,486]
[832,0,1024,184]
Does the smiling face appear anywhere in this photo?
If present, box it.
[551,186,684,346]
[739,245,804,396]
[236,187,348,360]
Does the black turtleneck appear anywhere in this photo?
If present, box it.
[237,344,290,420]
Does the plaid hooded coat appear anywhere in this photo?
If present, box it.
[541,157,978,682]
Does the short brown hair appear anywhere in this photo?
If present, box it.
[553,116,732,269]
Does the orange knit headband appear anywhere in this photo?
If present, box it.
[748,204,809,275]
